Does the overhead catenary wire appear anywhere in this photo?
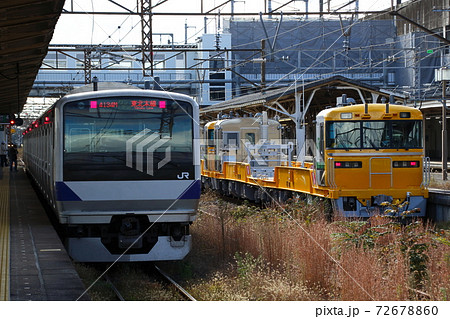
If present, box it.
[54,0,435,95]
[51,1,444,100]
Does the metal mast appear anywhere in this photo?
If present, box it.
[139,0,154,77]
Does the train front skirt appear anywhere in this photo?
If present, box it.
[66,235,192,262]
[334,195,427,218]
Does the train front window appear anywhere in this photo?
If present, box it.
[326,120,422,150]
[362,122,388,149]
[326,121,361,149]
[391,120,422,149]
[63,96,194,181]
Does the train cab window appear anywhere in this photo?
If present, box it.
[223,132,239,149]
[207,129,215,146]
[391,121,422,149]
[362,122,388,149]
[326,121,361,149]
[63,96,195,181]
[326,120,422,150]
[244,132,256,145]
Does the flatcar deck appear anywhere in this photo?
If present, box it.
[0,167,89,301]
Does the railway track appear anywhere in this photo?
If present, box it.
[92,264,196,301]
[153,265,197,301]
[104,273,125,301]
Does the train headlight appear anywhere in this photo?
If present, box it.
[340,113,352,119]
[399,112,411,118]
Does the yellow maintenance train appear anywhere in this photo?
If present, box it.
[201,102,430,217]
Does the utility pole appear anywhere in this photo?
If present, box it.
[84,48,92,84]
[140,0,153,77]
[261,39,266,90]
[185,20,196,44]
[443,79,448,180]
[437,67,449,180]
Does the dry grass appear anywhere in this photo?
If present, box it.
[184,191,450,301]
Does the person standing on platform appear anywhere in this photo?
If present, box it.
[0,142,7,167]
[8,144,18,172]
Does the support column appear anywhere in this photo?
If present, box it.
[140,0,153,77]
[443,80,448,180]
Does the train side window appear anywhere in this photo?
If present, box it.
[223,132,239,149]
[244,132,255,145]
[319,123,324,157]
[207,129,214,146]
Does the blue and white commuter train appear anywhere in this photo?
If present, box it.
[23,87,200,262]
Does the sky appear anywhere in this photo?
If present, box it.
[51,0,395,46]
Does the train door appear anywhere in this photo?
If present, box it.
[215,126,223,172]
[205,126,215,171]
[240,128,258,163]
[315,118,326,186]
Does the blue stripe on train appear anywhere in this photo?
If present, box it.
[178,180,201,200]
[55,182,82,201]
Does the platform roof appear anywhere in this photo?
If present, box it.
[0,0,64,115]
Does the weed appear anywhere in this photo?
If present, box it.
[185,192,450,300]
[332,220,392,250]
[234,252,263,286]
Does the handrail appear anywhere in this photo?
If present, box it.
[421,156,431,188]
[327,157,337,189]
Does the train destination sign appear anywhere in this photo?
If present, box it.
[89,99,168,111]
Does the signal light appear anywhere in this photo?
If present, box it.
[9,117,23,126]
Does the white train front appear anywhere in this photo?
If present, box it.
[23,88,200,262]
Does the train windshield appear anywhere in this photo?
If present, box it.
[326,120,422,150]
[63,96,194,181]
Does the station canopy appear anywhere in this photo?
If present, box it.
[0,0,64,115]
[200,76,408,122]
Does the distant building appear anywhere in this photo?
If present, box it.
[224,16,442,101]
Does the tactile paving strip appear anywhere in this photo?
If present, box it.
[0,169,10,301]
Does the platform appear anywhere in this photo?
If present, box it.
[0,167,89,301]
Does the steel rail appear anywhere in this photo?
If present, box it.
[154,265,196,301]
[104,274,125,301]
